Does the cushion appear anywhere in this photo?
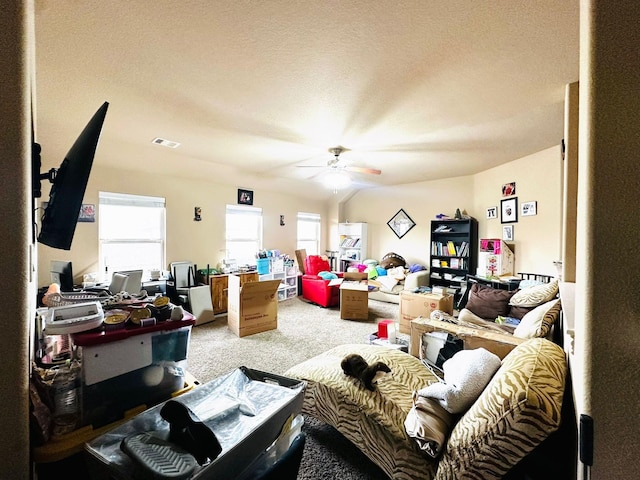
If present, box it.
[464,283,515,319]
[508,304,535,320]
[404,393,456,458]
[317,271,338,280]
[417,348,502,414]
[509,279,559,307]
[409,263,427,273]
[513,298,562,339]
[305,255,331,276]
[435,338,567,479]
[380,252,406,269]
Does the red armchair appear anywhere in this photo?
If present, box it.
[301,255,343,307]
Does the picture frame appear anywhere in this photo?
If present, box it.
[486,206,498,219]
[387,208,416,239]
[521,200,537,216]
[502,224,514,241]
[237,188,253,205]
[502,182,516,197]
[501,197,518,223]
[78,204,95,223]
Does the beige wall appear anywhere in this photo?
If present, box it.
[338,146,562,275]
[472,146,562,276]
[37,164,328,286]
[38,146,563,285]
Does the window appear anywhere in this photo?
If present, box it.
[297,212,321,255]
[99,192,166,278]
[225,205,263,266]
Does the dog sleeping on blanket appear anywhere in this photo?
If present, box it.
[341,354,391,391]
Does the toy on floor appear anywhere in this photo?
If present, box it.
[341,354,391,391]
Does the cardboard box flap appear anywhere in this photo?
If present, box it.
[339,281,369,291]
[228,274,281,297]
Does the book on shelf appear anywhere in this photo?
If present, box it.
[447,241,456,256]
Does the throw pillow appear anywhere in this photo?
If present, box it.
[380,252,406,269]
[409,263,426,273]
[376,275,399,292]
[404,392,456,458]
[513,299,562,339]
[509,279,559,307]
[417,348,502,414]
[464,283,515,320]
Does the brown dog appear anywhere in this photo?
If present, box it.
[341,354,391,391]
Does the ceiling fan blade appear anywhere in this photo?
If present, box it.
[346,166,382,175]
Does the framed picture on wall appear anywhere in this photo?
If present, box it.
[501,197,518,223]
[503,224,514,241]
[387,208,416,239]
[486,206,498,219]
[521,201,537,216]
[237,188,253,205]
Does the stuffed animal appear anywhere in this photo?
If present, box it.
[341,354,391,391]
[417,348,501,414]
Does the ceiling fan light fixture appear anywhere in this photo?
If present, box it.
[322,170,351,192]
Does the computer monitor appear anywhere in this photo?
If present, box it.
[115,269,143,294]
[50,260,74,292]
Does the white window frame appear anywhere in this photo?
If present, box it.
[297,212,321,255]
[98,192,166,278]
[225,204,263,266]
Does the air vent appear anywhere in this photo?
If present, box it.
[152,137,181,148]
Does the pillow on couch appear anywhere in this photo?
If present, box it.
[509,279,559,307]
[464,283,516,320]
[380,252,406,269]
[513,299,562,339]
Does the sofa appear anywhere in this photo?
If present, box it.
[364,252,430,304]
[301,255,343,307]
[457,278,561,339]
[285,337,567,480]
[368,269,430,304]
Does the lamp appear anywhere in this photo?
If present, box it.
[322,170,351,193]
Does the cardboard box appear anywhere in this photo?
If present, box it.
[399,291,454,334]
[227,274,281,337]
[339,281,369,320]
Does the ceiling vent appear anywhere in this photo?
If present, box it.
[152,137,181,148]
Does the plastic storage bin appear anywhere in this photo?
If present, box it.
[85,367,306,480]
[72,316,195,428]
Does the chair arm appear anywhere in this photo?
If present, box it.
[409,317,526,360]
[403,270,430,290]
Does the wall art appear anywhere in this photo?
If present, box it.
[501,197,518,224]
[502,182,516,197]
[521,201,537,216]
[486,206,498,219]
[387,208,416,239]
[502,224,514,241]
[237,188,253,205]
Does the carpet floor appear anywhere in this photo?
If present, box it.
[188,296,401,479]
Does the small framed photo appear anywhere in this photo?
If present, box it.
[78,204,96,223]
[486,206,498,219]
[521,201,537,217]
[237,188,253,205]
[501,197,518,224]
[503,225,514,241]
[502,182,516,197]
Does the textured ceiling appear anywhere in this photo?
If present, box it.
[34,0,580,200]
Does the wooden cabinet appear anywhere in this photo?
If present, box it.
[429,218,477,304]
[208,272,258,314]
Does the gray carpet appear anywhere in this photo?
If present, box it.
[188,296,400,479]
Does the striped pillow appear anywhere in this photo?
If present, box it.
[435,338,566,480]
[513,299,562,339]
[509,279,559,307]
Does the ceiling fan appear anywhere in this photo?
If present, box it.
[297,147,382,176]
